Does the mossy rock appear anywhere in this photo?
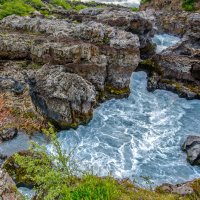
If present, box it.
[105,84,130,96]
[139,59,163,75]
[3,150,51,186]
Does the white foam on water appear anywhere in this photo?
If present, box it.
[152,34,181,53]
[81,0,140,7]
[55,71,200,187]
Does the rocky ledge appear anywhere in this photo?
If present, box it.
[141,10,200,99]
[0,7,155,131]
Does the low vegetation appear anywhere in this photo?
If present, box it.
[140,0,151,4]
[0,0,90,20]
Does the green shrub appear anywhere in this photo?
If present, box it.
[182,0,195,11]
[71,175,120,200]
[50,0,72,9]
[131,7,139,12]
[0,0,34,20]
[24,0,45,9]
[74,4,88,11]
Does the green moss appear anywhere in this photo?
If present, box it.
[0,0,34,20]
[56,110,93,129]
[39,9,51,17]
[175,82,182,90]
[182,0,196,11]
[140,0,151,5]
[23,111,38,120]
[139,59,162,75]
[131,7,139,12]
[73,4,88,11]
[187,83,200,95]
[105,84,129,95]
[3,151,36,185]
[162,79,200,96]
[103,35,110,44]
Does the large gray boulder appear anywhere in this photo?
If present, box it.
[182,135,200,165]
[0,128,18,143]
[28,65,96,128]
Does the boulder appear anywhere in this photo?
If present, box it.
[182,135,200,165]
[1,16,140,93]
[156,182,194,196]
[28,65,96,128]
[0,128,18,143]
[0,168,22,200]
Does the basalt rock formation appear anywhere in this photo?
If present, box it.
[0,7,155,129]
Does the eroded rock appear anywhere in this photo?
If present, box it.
[145,12,200,99]
[28,65,96,128]
[0,168,22,200]
[0,13,141,129]
[0,128,18,143]
[182,135,200,165]
[156,182,194,196]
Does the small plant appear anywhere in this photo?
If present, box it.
[140,175,154,190]
[131,7,139,12]
[182,0,195,11]
[0,0,34,20]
